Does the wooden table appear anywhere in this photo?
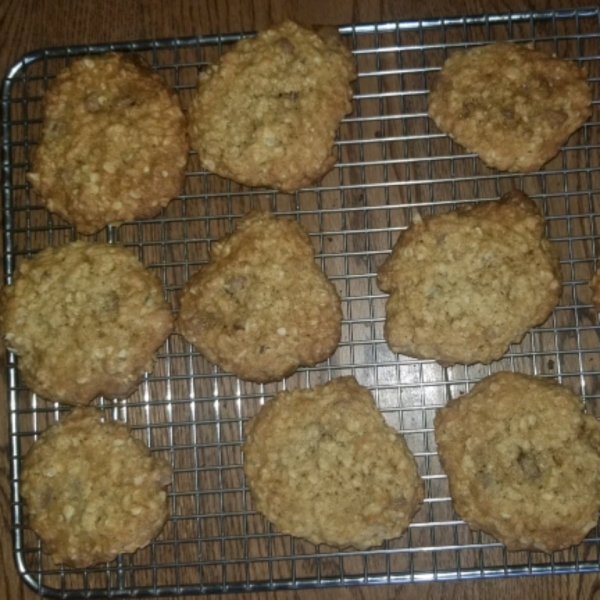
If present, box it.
[1,0,599,598]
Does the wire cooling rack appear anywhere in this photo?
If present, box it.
[3,6,600,598]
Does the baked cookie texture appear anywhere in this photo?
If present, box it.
[244,376,424,549]
[21,408,172,567]
[188,21,356,192]
[27,53,188,235]
[177,211,342,383]
[428,43,591,172]
[1,241,173,405]
[377,190,562,365]
[435,372,600,553]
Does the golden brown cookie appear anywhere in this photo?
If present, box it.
[21,407,172,567]
[428,43,591,172]
[244,376,424,549]
[188,21,356,192]
[435,372,600,553]
[177,211,341,383]
[1,241,173,405]
[27,53,188,234]
[377,190,562,365]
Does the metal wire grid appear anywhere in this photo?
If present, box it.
[2,6,600,597]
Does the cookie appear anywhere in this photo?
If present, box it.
[27,53,188,234]
[177,211,341,383]
[377,190,562,365]
[244,376,424,549]
[1,241,173,405]
[21,407,172,567]
[435,371,600,553]
[428,43,591,172]
[590,269,600,311]
[188,21,356,192]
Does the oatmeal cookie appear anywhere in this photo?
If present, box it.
[188,21,356,192]
[21,407,172,567]
[1,241,173,405]
[377,190,562,365]
[27,53,188,234]
[435,371,600,552]
[177,211,341,383]
[428,43,591,172]
[244,376,424,548]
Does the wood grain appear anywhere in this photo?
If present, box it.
[2,1,600,599]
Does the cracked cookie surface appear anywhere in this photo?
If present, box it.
[188,21,356,192]
[21,407,172,567]
[28,53,188,234]
[1,241,173,405]
[244,376,424,549]
[377,190,562,365]
[435,372,600,552]
[177,211,341,382]
[428,43,591,172]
